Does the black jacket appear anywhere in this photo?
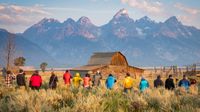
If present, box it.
[165,78,175,90]
[16,73,26,86]
[154,79,164,88]
[49,75,58,89]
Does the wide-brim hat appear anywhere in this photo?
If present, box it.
[88,71,93,75]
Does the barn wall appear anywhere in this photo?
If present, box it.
[97,65,143,79]
[70,65,144,80]
[110,52,128,66]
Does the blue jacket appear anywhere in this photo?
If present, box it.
[139,79,149,92]
[106,75,116,89]
[178,79,190,90]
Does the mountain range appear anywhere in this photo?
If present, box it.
[1,8,200,67]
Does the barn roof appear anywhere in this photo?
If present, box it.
[88,52,126,65]
[129,66,144,71]
[71,65,107,71]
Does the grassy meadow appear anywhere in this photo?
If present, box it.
[0,71,200,112]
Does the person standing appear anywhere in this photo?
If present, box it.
[175,78,179,88]
[63,70,72,86]
[29,70,42,90]
[72,73,83,88]
[2,67,7,78]
[83,73,91,89]
[105,74,116,90]
[139,76,149,92]
[190,78,197,85]
[49,71,58,89]
[154,75,164,88]
[5,70,15,87]
[165,75,175,90]
[92,70,102,87]
[178,75,190,91]
[16,69,26,88]
[189,78,197,94]
[123,73,134,93]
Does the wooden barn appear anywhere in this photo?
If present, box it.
[71,52,144,79]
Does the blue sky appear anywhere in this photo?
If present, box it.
[0,0,200,33]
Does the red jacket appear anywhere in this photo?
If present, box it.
[83,77,91,87]
[63,72,72,85]
[30,74,42,87]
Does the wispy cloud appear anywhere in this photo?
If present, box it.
[177,15,193,25]
[174,3,200,15]
[44,7,113,14]
[121,0,163,14]
[0,4,50,32]
[159,51,178,62]
[174,3,200,28]
[132,48,143,57]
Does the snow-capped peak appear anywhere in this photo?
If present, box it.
[165,16,181,25]
[0,28,8,33]
[140,16,152,22]
[33,18,60,27]
[114,8,129,19]
[39,18,59,24]
[77,16,92,25]
[136,16,155,24]
[64,18,76,24]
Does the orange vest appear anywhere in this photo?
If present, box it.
[83,77,91,87]
[63,72,71,85]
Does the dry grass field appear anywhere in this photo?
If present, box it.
[0,70,200,112]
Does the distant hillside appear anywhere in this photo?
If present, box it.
[0,29,56,67]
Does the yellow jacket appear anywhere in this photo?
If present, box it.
[123,76,134,88]
[73,73,83,88]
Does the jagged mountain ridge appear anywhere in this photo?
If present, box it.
[1,8,200,67]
